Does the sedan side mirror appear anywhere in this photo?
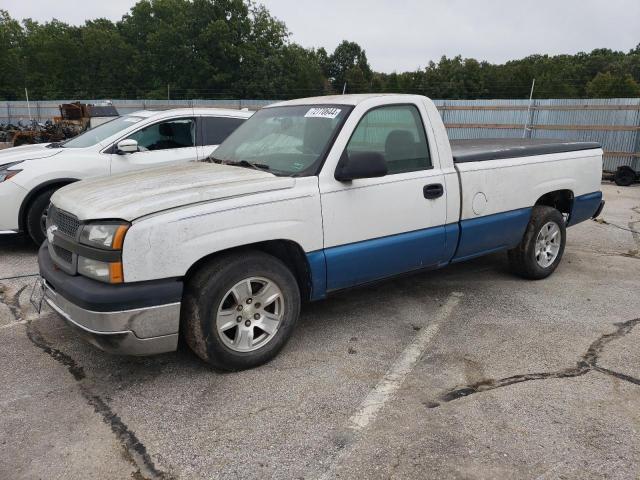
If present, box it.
[116,139,139,154]
[335,151,388,182]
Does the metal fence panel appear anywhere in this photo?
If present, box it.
[2,97,638,172]
[434,98,640,172]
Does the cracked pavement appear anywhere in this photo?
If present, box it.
[1,182,639,479]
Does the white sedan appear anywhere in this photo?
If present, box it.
[0,108,252,244]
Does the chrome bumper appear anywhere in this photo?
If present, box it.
[43,280,180,356]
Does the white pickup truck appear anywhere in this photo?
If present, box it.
[38,94,604,370]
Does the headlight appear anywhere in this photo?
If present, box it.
[0,162,23,182]
[78,257,124,284]
[80,223,129,250]
[77,221,129,283]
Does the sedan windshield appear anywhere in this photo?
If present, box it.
[210,105,352,176]
[61,115,144,148]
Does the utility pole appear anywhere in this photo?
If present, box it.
[523,78,536,139]
[342,82,347,95]
[167,84,170,102]
[25,87,32,121]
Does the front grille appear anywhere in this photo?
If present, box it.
[53,245,73,264]
[49,206,80,238]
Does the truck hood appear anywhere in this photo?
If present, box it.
[51,162,295,221]
[0,143,61,166]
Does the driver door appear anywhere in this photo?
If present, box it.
[319,103,448,291]
[110,117,199,174]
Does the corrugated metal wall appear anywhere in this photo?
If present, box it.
[432,98,640,172]
[2,97,639,172]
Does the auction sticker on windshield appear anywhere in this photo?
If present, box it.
[304,107,342,119]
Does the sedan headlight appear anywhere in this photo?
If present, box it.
[0,162,23,182]
[80,223,129,250]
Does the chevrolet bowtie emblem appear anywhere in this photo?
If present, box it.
[46,224,58,244]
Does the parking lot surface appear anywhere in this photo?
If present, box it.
[1,182,639,480]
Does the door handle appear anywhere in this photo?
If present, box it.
[423,183,444,199]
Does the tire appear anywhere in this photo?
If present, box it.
[614,167,636,187]
[26,187,57,245]
[181,250,301,371]
[507,206,566,280]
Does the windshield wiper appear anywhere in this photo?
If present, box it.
[206,156,271,173]
[46,142,65,148]
[232,160,271,172]
[222,159,271,173]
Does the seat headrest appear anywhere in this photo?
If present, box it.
[385,130,414,149]
[159,123,174,136]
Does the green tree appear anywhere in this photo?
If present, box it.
[77,19,137,98]
[20,19,83,98]
[1,3,640,101]
[0,10,24,100]
[328,40,372,93]
[586,71,640,97]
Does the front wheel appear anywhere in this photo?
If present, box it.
[508,206,566,280]
[26,187,57,245]
[181,251,301,371]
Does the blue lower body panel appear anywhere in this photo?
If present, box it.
[321,226,447,292]
[306,251,327,301]
[452,207,532,263]
[305,195,601,299]
[569,191,602,226]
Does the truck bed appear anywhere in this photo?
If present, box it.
[450,139,601,163]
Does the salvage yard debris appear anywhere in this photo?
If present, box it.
[1,120,81,147]
[0,102,119,147]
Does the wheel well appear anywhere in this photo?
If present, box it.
[19,179,78,231]
[535,190,574,216]
[184,240,313,302]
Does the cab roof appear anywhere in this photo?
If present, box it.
[268,94,428,108]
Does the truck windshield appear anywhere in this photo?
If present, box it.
[209,105,352,176]
[61,115,144,148]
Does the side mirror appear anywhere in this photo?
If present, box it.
[335,151,388,182]
[116,139,139,154]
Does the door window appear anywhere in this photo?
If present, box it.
[346,105,431,174]
[200,116,246,146]
[127,118,195,151]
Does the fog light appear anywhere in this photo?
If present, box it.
[77,257,123,284]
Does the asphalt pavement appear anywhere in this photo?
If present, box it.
[1,182,639,479]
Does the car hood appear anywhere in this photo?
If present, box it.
[51,162,295,221]
[0,143,61,166]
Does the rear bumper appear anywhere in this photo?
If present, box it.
[568,191,604,226]
[592,200,605,219]
[39,242,183,356]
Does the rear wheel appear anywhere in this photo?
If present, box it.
[26,187,57,246]
[508,206,566,280]
[181,251,301,370]
[614,166,636,187]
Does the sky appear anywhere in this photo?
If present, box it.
[2,0,639,73]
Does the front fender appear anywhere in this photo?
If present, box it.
[121,178,324,283]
